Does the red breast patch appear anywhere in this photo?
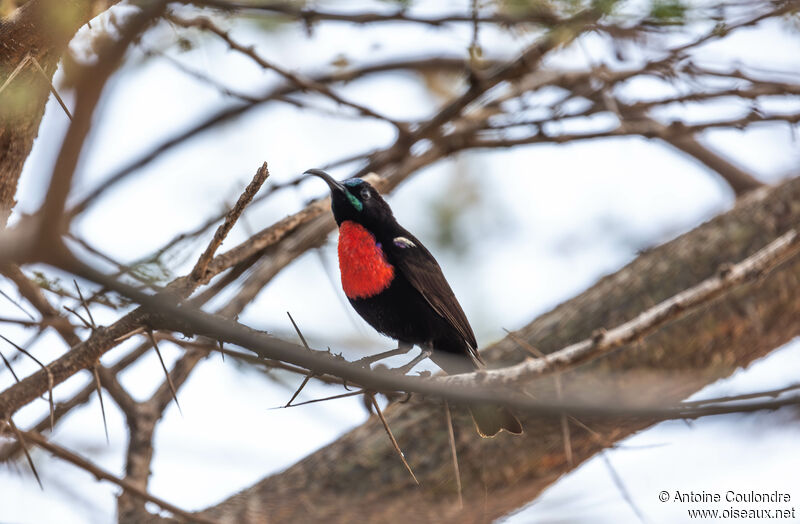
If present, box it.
[338,221,394,299]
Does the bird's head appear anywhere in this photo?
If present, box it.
[305,169,394,229]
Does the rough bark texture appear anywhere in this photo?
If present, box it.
[0,0,101,226]
[198,176,800,523]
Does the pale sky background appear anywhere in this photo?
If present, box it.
[1,1,800,522]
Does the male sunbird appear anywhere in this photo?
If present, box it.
[306,169,522,437]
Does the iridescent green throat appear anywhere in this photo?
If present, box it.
[346,192,363,211]
[343,179,364,211]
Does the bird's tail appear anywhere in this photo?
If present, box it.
[431,350,523,438]
[469,404,523,438]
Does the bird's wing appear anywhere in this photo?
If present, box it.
[384,231,481,364]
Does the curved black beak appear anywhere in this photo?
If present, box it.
[304,169,346,194]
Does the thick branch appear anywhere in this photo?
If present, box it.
[37,1,167,241]
[442,227,798,387]
[663,132,764,196]
[198,176,800,523]
[0,0,115,225]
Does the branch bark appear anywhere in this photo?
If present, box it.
[198,176,800,523]
[0,0,114,226]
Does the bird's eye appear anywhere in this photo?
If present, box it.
[360,187,371,201]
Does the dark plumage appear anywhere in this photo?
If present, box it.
[306,169,522,438]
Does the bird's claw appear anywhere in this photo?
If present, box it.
[353,344,414,369]
[390,349,432,375]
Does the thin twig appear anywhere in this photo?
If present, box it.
[271,389,364,409]
[22,430,216,524]
[283,311,317,407]
[0,349,19,382]
[284,374,313,408]
[73,280,96,329]
[30,56,73,121]
[370,393,420,486]
[189,162,270,284]
[194,0,560,27]
[0,54,32,96]
[166,335,340,382]
[168,14,408,134]
[0,288,35,321]
[92,366,110,444]
[0,335,54,430]
[286,311,310,350]
[602,451,647,523]
[567,415,610,446]
[146,330,182,415]
[682,383,800,407]
[7,418,42,489]
[1,5,800,430]
[556,376,572,467]
[63,57,473,220]
[63,306,92,329]
[444,401,463,509]
[13,226,794,427]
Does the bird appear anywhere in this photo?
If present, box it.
[305,168,522,438]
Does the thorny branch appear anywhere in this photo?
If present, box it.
[3,221,792,425]
[442,229,800,387]
[1,0,796,427]
[188,162,270,284]
[1,0,799,521]
[36,1,169,246]
[21,430,216,524]
[194,0,560,28]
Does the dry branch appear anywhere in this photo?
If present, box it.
[168,14,406,131]
[21,430,215,524]
[189,162,270,284]
[197,174,800,523]
[36,1,168,242]
[195,1,559,28]
[1,3,799,523]
[2,178,799,424]
[0,0,116,225]
[442,228,799,387]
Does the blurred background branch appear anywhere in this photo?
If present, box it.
[1,0,799,522]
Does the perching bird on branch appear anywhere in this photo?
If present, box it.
[306,169,522,438]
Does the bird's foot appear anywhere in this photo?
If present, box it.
[354,342,413,369]
[391,347,433,375]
